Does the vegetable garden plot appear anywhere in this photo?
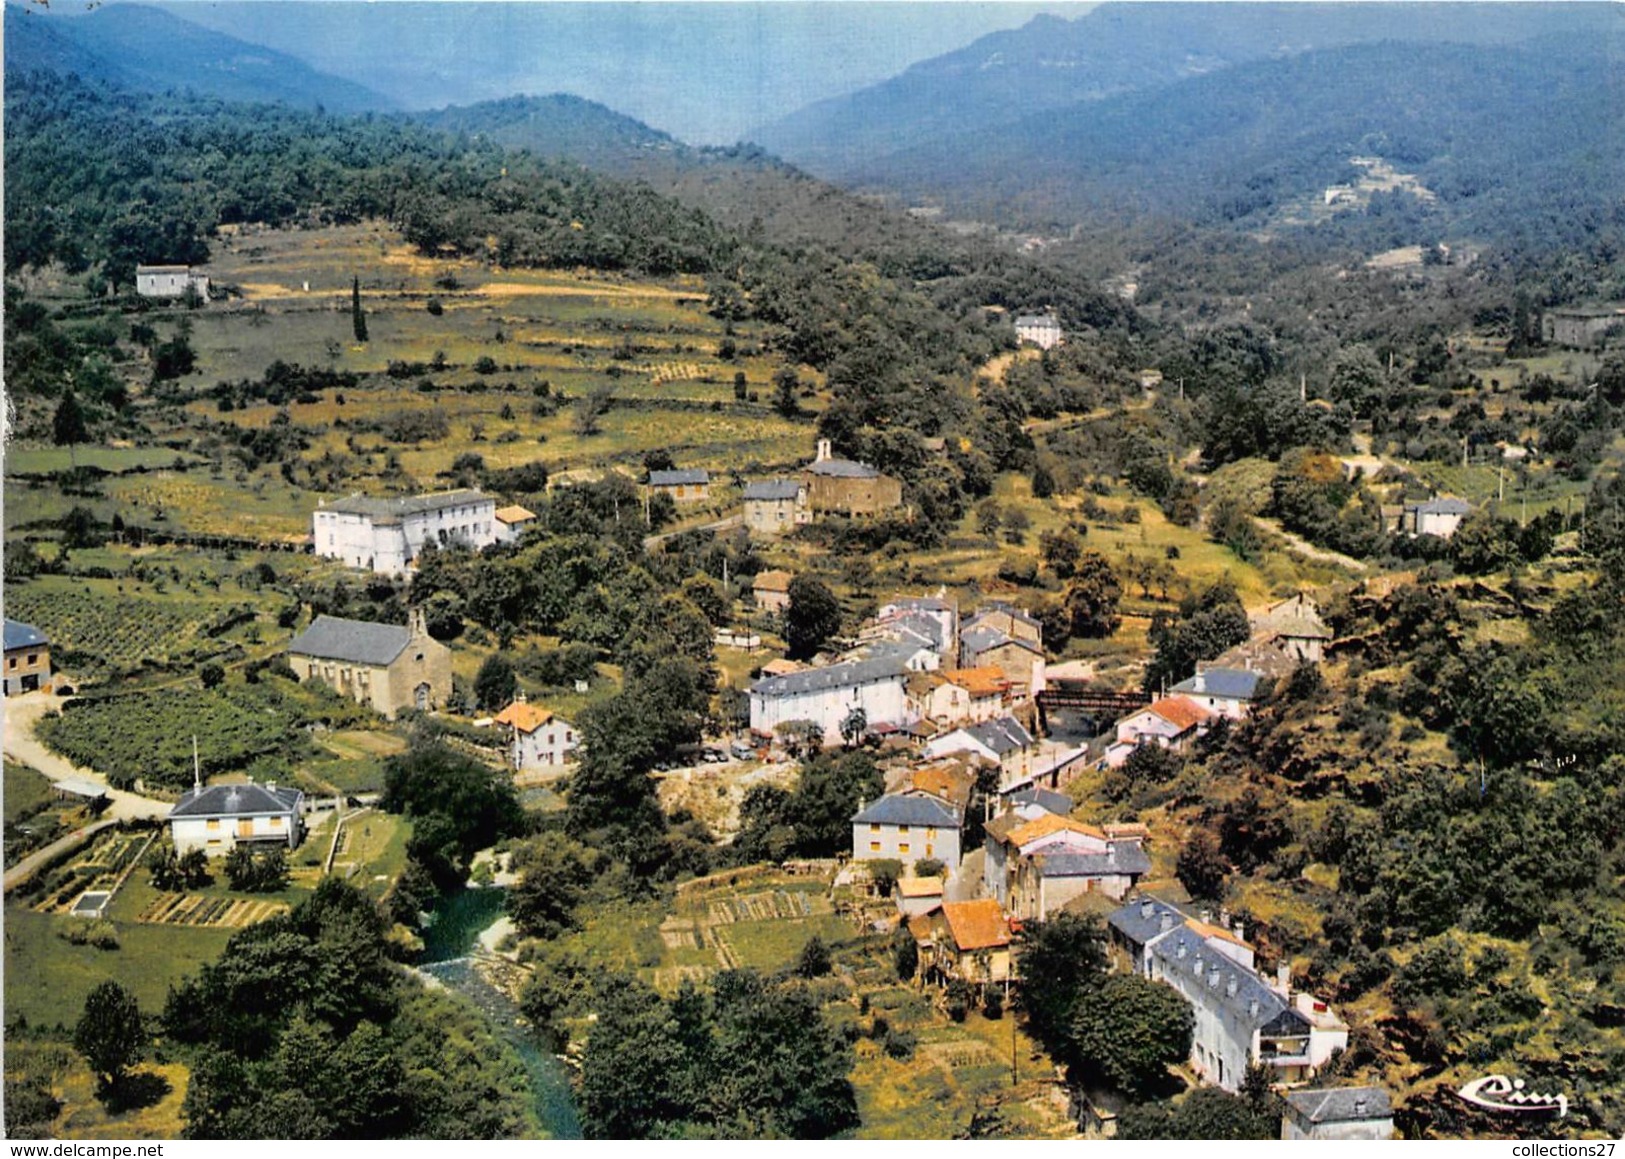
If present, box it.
[134,891,290,928]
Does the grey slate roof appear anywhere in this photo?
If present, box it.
[751,654,907,698]
[970,601,1041,630]
[961,716,1034,756]
[1037,843,1151,879]
[1108,897,1187,949]
[322,488,490,525]
[806,458,880,479]
[1008,787,1073,815]
[1015,314,1060,329]
[4,620,48,650]
[743,479,803,501]
[887,597,952,613]
[649,468,709,487]
[287,615,412,666]
[1283,1087,1391,1123]
[852,793,960,827]
[170,782,302,819]
[1148,924,1299,1033]
[1409,496,1470,515]
[1172,667,1266,701]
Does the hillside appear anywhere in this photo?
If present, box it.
[2,2,393,114]
[825,34,1624,257]
[752,2,1616,179]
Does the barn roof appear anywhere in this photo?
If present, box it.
[170,781,302,819]
[287,615,411,666]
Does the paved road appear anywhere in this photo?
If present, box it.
[2,817,119,895]
[2,693,172,821]
[643,512,744,551]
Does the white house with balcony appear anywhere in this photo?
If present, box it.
[312,488,499,574]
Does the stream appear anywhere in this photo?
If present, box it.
[417,887,583,1139]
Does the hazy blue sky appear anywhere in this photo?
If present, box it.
[142,2,1094,142]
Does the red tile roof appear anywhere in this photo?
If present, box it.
[493,702,553,733]
[942,899,1012,951]
[1148,695,1213,732]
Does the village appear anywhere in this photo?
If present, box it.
[5,392,1401,1138]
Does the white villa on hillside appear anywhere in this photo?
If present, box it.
[312,488,499,574]
[493,700,578,770]
[169,780,304,856]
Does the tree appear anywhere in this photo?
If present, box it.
[506,834,598,939]
[53,391,89,446]
[74,981,146,1091]
[1118,1086,1277,1139]
[351,276,368,343]
[795,934,832,978]
[784,575,842,660]
[1177,827,1230,901]
[199,662,226,690]
[772,367,800,418]
[840,706,867,748]
[893,929,919,981]
[1062,551,1122,639]
[1017,913,1107,1055]
[1068,974,1193,1098]
[1040,528,1083,578]
[473,654,517,711]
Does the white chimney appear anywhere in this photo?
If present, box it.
[816,439,832,463]
[1277,962,1291,998]
[1140,900,1155,919]
[1160,912,1174,932]
[1219,907,1230,927]
[1226,975,1238,998]
[1208,968,1221,989]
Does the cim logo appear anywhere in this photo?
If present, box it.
[1457,1074,1568,1118]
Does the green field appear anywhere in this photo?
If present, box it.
[4,446,202,475]
[4,760,58,825]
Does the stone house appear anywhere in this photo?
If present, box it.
[3,619,51,695]
[648,468,710,504]
[963,602,1043,647]
[752,570,794,614]
[169,780,304,857]
[922,899,1014,987]
[958,627,1045,701]
[895,875,946,918]
[851,793,962,868]
[286,609,452,719]
[1402,496,1470,539]
[492,700,578,770]
[742,479,809,534]
[801,440,903,517]
[984,812,1149,916]
[313,488,499,574]
[907,671,970,726]
[1250,593,1332,663]
[1543,305,1625,348]
[1280,1088,1394,1140]
[136,264,210,299]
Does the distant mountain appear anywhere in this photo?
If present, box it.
[752,2,1617,179]
[827,34,1624,252]
[150,0,1095,145]
[417,95,686,172]
[3,3,393,114]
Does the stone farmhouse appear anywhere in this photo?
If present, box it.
[1402,496,1470,539]
[286,609,452,718]
[493,700,578,770]
[959,625,1045,701]
[169,780,304,857]
[313,488,498,574]
[802,440,903,517]
[916,899,1014,988]
[648,468,710,504]
[752,570,795,614]
[1250,593,1332,663]
[1110,897,1348,1092]
[742,479,809,534]
[749,653,910,746]
[136,264,210,299]
[924,716,1036,786]
[3,619,51,695]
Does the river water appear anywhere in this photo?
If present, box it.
[417,888,583,1139]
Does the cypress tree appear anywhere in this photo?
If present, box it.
[351,275,368,343]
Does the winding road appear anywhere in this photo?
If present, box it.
[2,693,172,821]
